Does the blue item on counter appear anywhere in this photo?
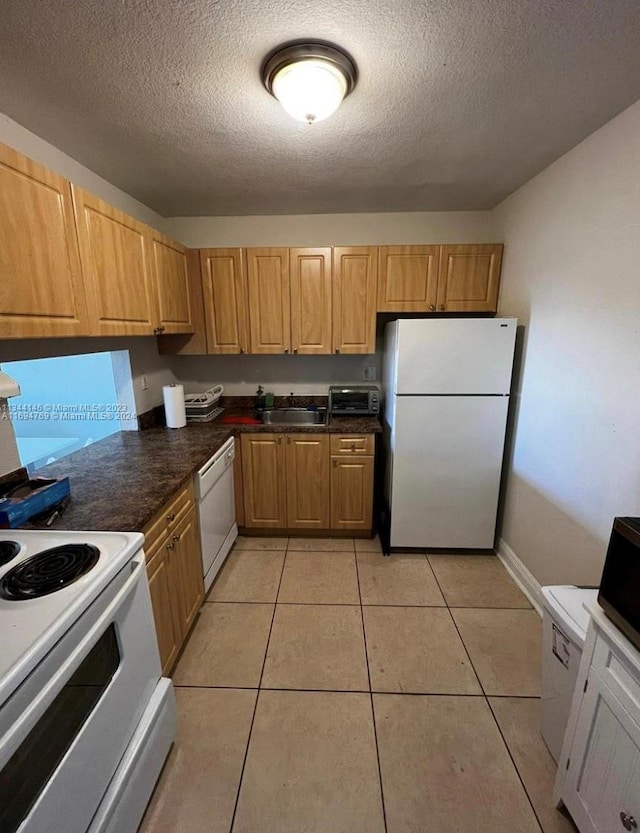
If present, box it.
[0,475,71,528]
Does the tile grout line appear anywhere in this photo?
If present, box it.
[354,548,389,833]
[428,560,545,833]
[486,698,546,833]
[226,541,289,833]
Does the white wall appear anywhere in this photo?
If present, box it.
[170,353,380,397]
[165,211,496,248]
[494,99,640,587]
[0,113,165,228]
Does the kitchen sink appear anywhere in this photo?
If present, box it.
[260,408,327,426]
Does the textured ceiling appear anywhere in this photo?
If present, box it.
[1,1,640,216]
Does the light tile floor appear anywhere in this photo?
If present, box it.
[141,538,577,833]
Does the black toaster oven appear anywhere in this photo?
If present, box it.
[328,385,380,416]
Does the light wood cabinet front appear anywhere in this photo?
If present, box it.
[290,248,332,354]
[72,186,156,335]
[150,231,193,333]
[246,247,290,354]
[332,246,377,354]
[330,454,374,531]
[201,248,249,353]
[0,143,89,339]
[172,507,204,638]
[437,244,503,313]
[285,434,330,528]
[377,245,439,312]
[146,545,181,675]
[241,433,287,527]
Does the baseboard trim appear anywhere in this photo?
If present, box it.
[496,538,543,616]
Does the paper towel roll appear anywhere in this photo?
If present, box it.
[163,384,186,428]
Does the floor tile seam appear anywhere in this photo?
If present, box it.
[485,697,546,833]
[228,544,288,833]
[427,566,487,697]
[354,551,389,833]
[173,684,502,697]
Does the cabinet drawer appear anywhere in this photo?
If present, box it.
[593,630,640,715]
[143,480,195,556]
[330,435,375,455]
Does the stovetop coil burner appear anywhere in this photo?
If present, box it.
[0,541,21,568]
[0,544,100,600]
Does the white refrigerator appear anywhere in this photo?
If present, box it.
[383,318,517,549]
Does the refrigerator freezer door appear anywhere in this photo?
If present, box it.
[395,318,517,394]
[390,395,509,549]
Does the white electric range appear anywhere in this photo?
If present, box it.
[0,529,175,833]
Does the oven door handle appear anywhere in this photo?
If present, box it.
[0,556,145,769]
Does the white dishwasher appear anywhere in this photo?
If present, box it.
[194,436,238,592]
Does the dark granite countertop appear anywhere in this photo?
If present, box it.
[26,413,381,533]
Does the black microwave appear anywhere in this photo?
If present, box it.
[598,517,640,652]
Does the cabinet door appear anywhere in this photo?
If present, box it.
[150,231,193,334]
[173,507,204,638]
[246,247,290,354]
[241,433,287,528]
[72,185,156,335]
[332,247,377,354]
[437,244,502,313]
[377,245,439,312]
[563,671,640,833]
[201,248,249,354]
[285,434,330,528]
[330,455,374,531]
[290,248,331,354]
[147,547,181,676]
[157,249,209,354]
[0,143,89,338]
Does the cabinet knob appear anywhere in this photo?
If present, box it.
[166,513,175,522]
[429,305,435,311]
[240,347,245,354]
[286,435,291,444]
[438,304,445,311]
[166,541,175,550]
[620,813,637,831]
[277,435,283,444]
[284,347,289,354]
[293,347,298,354]
[172,533,180,541]
[335,348,340,354]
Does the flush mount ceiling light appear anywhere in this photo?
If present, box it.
[262,42,357,124]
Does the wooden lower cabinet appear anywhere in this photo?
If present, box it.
[146,544,181,676]
[285,434,330,528]
[239,431,374,533]
[172,507,204,638]
[330,454,374,531]
[143,483,204,675]
[241,433,287,528]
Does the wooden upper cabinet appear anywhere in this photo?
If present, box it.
[332,246,377,354]
[246,247,290,354]
[201,248,249,353]
[290,248,332,354]
[72,186,156,335]
[150,231,193,334]
[285,434,330,528]
[377,245,439,312]
[0,143,89,339]
[437,244,503,313]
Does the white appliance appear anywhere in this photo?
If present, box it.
[382,318,517,549]
[0,529,175,833]
[195,436,238,592]
[541,585,598,762]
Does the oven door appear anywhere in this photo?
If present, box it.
[0,553,161,833]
